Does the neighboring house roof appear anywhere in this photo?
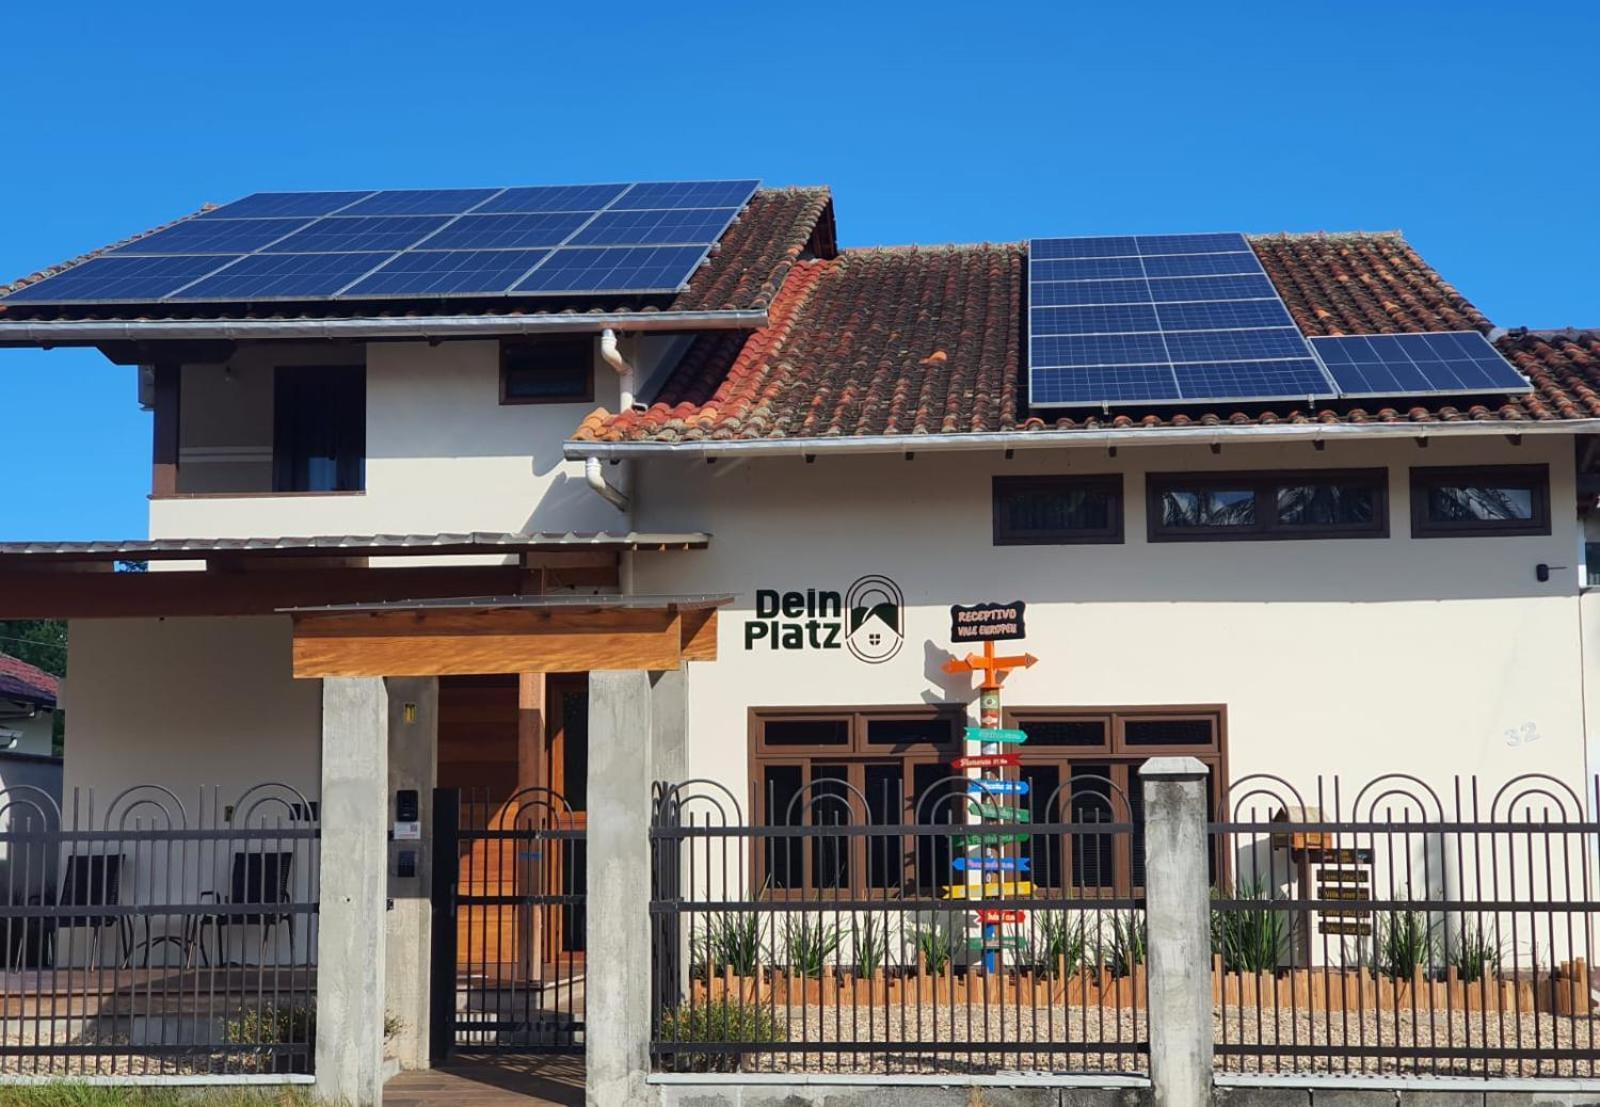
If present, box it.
[0,188,835,324]
[574,232,1599,444]
[0,654,58,709]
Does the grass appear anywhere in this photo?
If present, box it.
[0,1090,315,1107]
[781,916,842,979]
[911,922,955,975]
[1103,910,1147,977]
[1375,905,1436,979]
[1212,877,1291,972]
[1027,910,1087,976]
[658,998,782,1073]
[697,911,765,977]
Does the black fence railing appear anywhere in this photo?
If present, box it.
[1211,773,1600,1077]
[0,784,320,1077]
[649,778,1148,1075]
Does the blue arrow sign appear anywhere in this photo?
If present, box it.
[968,778,1030,796]
[965,727,1029,745]
[952,856,1031,873]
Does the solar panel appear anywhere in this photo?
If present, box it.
[1028,232,1338,405]
[2,179,760,304]
[1311,332,1531,397]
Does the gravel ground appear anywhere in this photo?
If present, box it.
[676,1003,1600,1077]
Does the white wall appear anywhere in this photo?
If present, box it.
[150,336,655,538]
[629,433,1589,814]
[1,704,55,757]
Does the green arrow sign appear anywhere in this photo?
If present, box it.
[965,727,1029,744]
[966,935,1024,950]
[952,831,1029,847]
[968,802,1030,822]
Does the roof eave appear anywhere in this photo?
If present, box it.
[0,308,770,347]
[564,417,1600,461]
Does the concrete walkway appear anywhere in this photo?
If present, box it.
[383,1056,584,1106]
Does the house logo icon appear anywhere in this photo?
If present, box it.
[844,574,905,664]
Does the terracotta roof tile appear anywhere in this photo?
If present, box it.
[0,653,58,708]
[574,232,1599,443]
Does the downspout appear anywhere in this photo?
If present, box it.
[585,329,635,515]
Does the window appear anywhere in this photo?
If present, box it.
[1410,465,1550,538]
[1148,469,1387,541]
[500,337,594,404]
[1004,707,1226,894]
[749,707,962,895]
[992,475,1123,545]
[272,366,365,493]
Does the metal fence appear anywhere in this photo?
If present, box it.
[0,783,319,1077]
[649,778,1148,1075]
[1211,773,1600,1077]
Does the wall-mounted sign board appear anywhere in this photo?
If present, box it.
[951,601,1027,643]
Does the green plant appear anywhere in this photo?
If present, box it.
[853,915,888,977]
[1028,910,1087,976]
[1211,878,1291,972]
[782,915,842,978]
[699,911,765,976]
[1375,905,1436,978]
[911,922,956,975]
[658,999,782,1073]
[222,1004,315,1074]
[1104,911,1147,976]
[1448,919,1500,983]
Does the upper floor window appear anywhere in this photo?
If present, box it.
[1147,469,1387,542]
[500,337,594,405]
[273,366,365,493]
[1410,464,1550,538]
[992,475,1123,545]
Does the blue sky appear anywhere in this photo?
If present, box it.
[3,0,1596,539]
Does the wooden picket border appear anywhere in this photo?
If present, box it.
[687,958,1592,1015]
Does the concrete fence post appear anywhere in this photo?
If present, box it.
[1140,756,1214,1107]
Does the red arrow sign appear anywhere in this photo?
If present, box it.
[975,909,1027,924]
[952,753,1021,770]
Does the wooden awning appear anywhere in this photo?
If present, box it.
[285,594,730,678]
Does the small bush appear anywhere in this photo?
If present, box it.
[223,1004,314,1074]
[911,922,955,975]
[1448,919,1500,983]
[1028,910,1087,976]
[698,911,765,976]
[1375,906,1436,979]
[1104,911,1147,977]
[782,916,841,979]
[853,914,888,977]
[658,999,782,1073]
[1212,878,1291,972]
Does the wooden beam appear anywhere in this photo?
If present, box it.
[0,565,528,619]
[516,673,546,795]
[291,606,685,678]
[680,607,718,661]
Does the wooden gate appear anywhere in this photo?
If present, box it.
[430,786,585,1060]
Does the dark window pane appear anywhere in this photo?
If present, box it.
[1160,488,1256,527]
[501,337,592,402]
[993,476,1121,544]
[865,764,905,889]
[763,719,850,747]
[762,765,803,890]
[1277,482,1378,527]
[559,690,588,810]
[1123,718,1214,746]
[866,717,950,746]
[1021,720,1107,747]
[810,768,850,889]
[1020,764,1062,889]
[1129,780,1146,890]
[273,366,365,492]
[1068,765,1116,890]
[1428,484,1535,522]
[911,763,960,892]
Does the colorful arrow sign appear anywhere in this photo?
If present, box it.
[968,802,1030,822]
[940,880,1034,900]
[974,909,1027,924]
[952,831,1029,847]
[964,726,1029,744]
[968,778,1029,796]
[951,753,1021,771]
[966,935,1024,951]
[952,856,1030,873]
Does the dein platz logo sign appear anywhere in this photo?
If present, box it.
[744,574,905,664]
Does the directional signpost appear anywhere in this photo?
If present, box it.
[942,602,1036,971]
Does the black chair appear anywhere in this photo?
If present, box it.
[195,851,294,967]
[39,853,129,968]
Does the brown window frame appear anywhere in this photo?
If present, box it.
[1147,469,1388,542]
[749,706,963,899]
[499,337,595,405]
[1002,705,1227,895]
[1409,464,1551,539]
[992,474,1125,546]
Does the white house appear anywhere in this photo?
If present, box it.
[1,181,1598,1102]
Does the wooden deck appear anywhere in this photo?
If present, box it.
[384,1056,583,1106]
